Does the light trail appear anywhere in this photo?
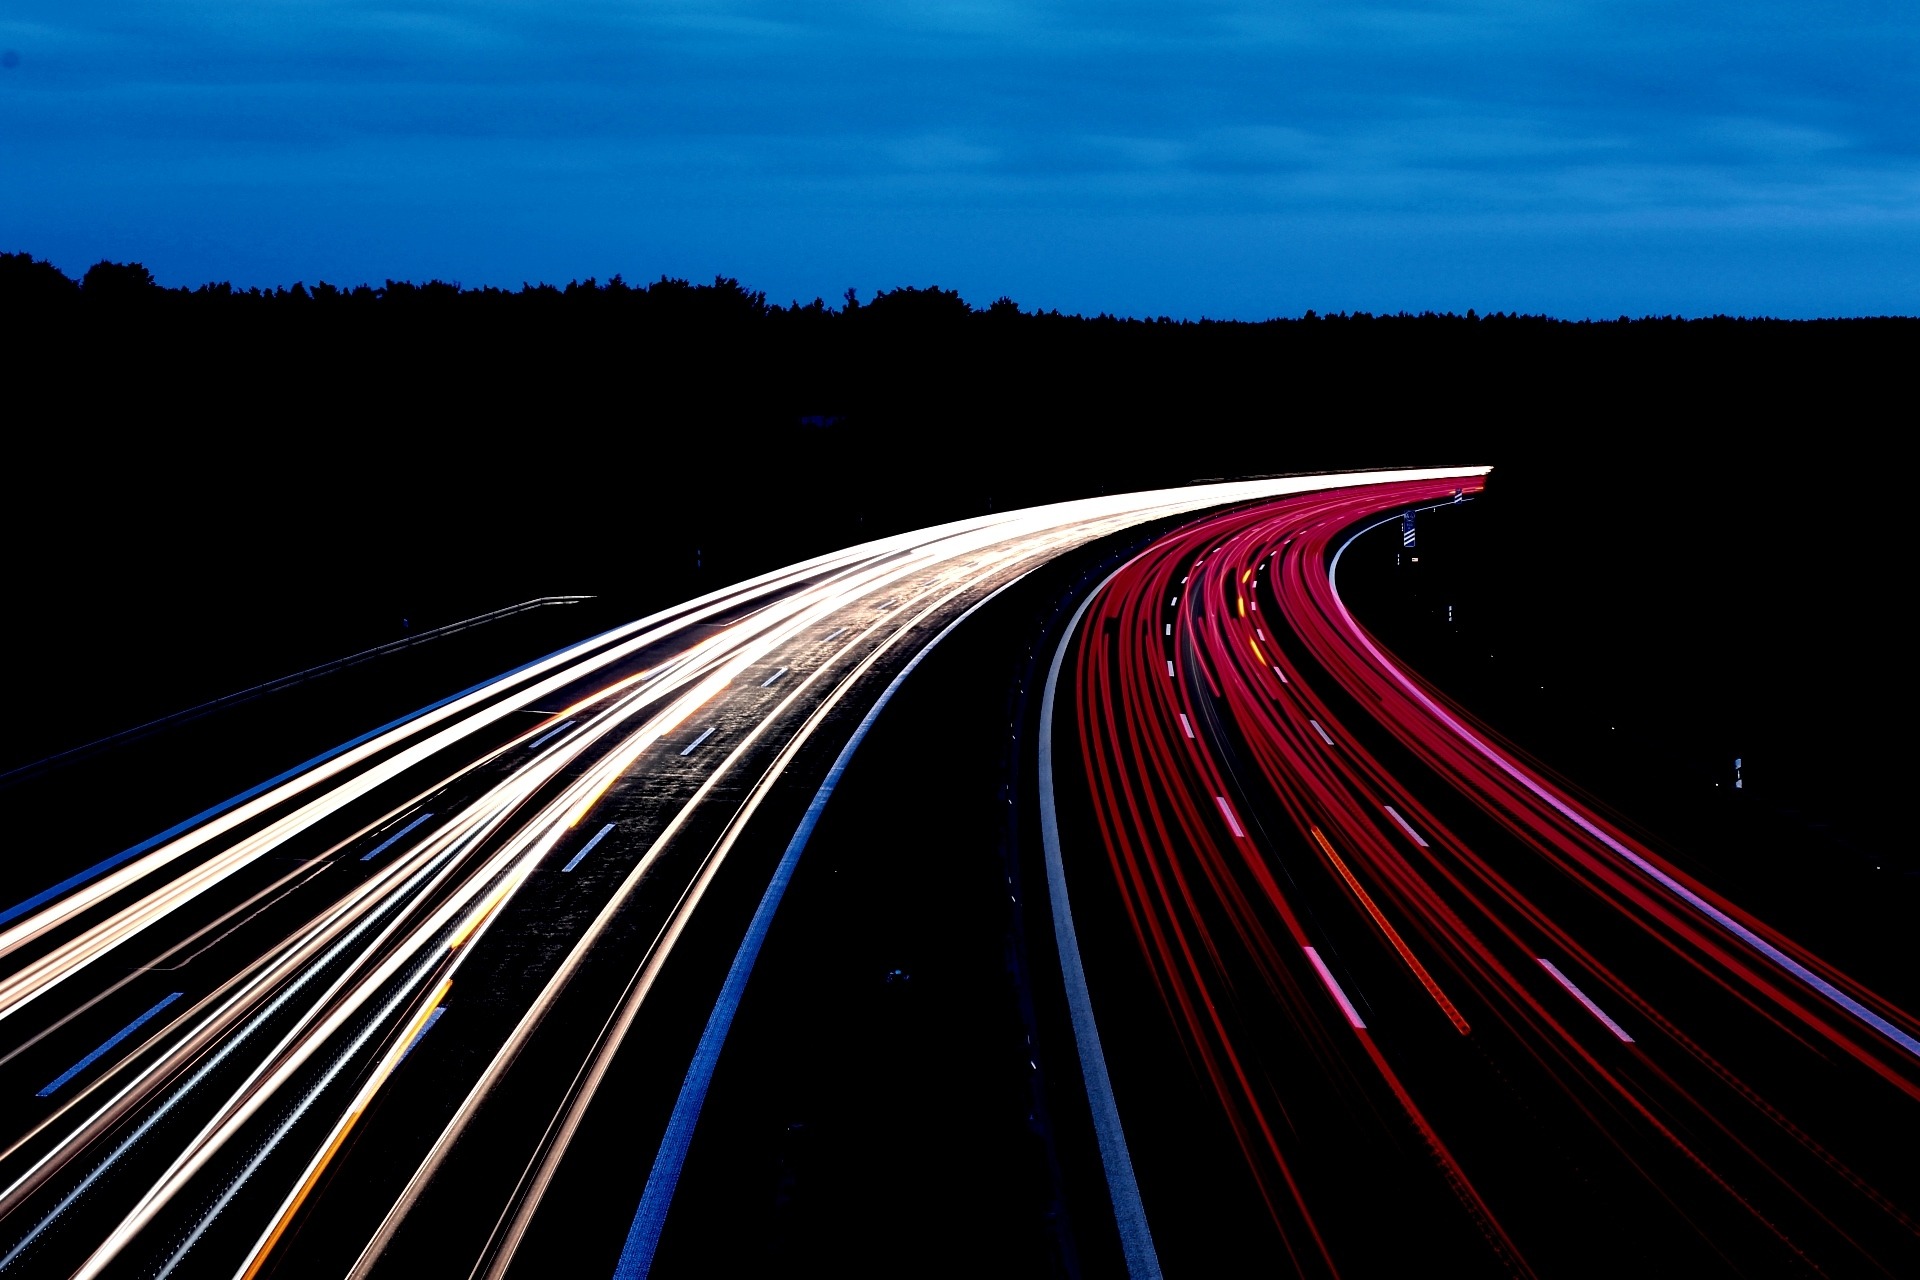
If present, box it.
[453,546,1073,1280]
[0,513,1031,1015]
[608,574,1031,1280]
[1066,474,1920,1276]
[231,981,454,1280]
[340,599,959,1280]
[1309,828,1469,1036]
[1327,511,1920,1076]
[0,468,1510,1278]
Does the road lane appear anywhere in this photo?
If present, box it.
[0,471,1479,1278]
[1064,480,1920,1276]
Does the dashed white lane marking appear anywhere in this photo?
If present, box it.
[563,823,617,873]
[1537,958,1635,1043]
[1384,805,1429,848]
[1305,946,1367,1029]
[528,720,575,750]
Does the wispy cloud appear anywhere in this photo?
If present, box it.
[1,1,1913,314]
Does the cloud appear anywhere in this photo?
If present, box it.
[1,1,1914,313]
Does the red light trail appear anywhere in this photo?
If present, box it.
[1071,478,1920,1276]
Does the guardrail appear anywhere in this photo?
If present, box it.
[0,596,596,789]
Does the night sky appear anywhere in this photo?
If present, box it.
[2,1,1913,317]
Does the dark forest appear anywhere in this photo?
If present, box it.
[2,250,1910,908]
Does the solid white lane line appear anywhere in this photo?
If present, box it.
[614,575,1039,1280]
[759,668,788,689]
[1537,958,1635,1043]
[1309,719,1333,746]
[1383,805,1429,848]
[1036,569,1164,1280]
[1214,797,1246,839]
[1179,714,1194,739]
[562,824,617,873]
[678,728,714,757]
[1305,946,1367,1029]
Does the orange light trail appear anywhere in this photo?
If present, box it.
[1310,828,1471,1035]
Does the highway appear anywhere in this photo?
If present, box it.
[1064,478,1920,1276]
[8,466,1906,1279]
[0,470,1478,1280]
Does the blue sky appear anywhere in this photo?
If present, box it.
[2,1,1914,317]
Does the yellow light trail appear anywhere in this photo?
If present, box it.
[0,467,1494,1279]
[236,980,453,1280]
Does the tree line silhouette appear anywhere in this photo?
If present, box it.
[1,248,1907,898]
[10,250,1915,329]
[10,248,1907,488]
[9,246,1907,543]
[3,245,1906,734]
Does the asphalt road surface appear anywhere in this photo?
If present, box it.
[1062,478,1919,1278]
[0,470,1487,1280]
